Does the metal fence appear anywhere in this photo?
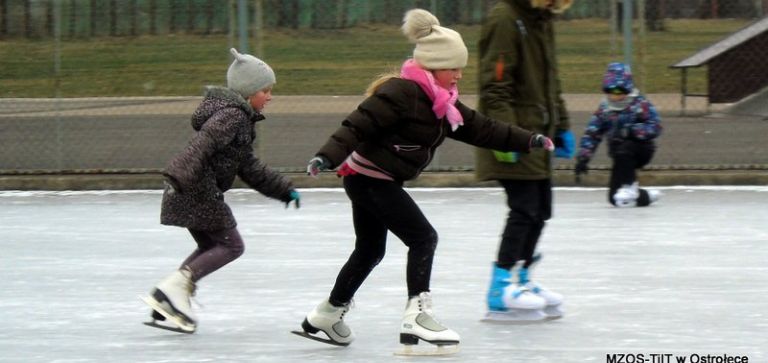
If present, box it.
[2,0,768,175]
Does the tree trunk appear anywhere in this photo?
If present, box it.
[69,0,77,37]
[187,0,194,33]
[130,0,137,36]
[149,0,156,35]
[109,0,117,36]
[24,0,32,38]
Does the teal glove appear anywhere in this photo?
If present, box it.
[285,189,300,209]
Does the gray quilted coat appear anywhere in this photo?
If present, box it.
[160,86,294,231]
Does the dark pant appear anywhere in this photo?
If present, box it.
[608,140,656,206]
[496,179,552,270]
[181,227,245,281]
[329,174,438,305]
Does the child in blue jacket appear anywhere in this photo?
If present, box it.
[575,62,662,207]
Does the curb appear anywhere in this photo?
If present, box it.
[2,170,768,190]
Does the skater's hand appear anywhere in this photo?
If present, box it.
[574,156,589,184]
[530,134,555,151]
[306,156,331,178]
[554,130,575,159]
[284,189,300,209]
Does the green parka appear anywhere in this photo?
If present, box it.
[475,0,570,180]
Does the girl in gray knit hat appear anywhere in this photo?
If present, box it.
[141,48,300,334]
[293,9,554,355]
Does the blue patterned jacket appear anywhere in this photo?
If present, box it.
[577,91,662,161]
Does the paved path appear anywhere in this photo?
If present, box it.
[1,95,767,189]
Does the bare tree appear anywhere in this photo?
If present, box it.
[204,0,214,34]
[69,0,78,37]
[170,0,177,33]
[130,0,138,36]
[149,0,157,35]
[24,0,32,37]
[0,0,6,39]
[187,0,195,33]
[109,0,117,36]
[90,0,97,36]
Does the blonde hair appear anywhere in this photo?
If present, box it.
[364,70,400,97]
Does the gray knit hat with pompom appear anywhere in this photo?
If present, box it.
[401,9,468,69]
[226,48,276,98]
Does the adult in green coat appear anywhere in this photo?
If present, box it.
[476,0,575,322]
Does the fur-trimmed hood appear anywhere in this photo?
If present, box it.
[191,86,260,131]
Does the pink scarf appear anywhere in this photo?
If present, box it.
[400,59,463,131]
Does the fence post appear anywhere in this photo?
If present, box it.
[228,0,235,51]
[54,0,63,169]
[622,0,633,68]
[610,0,618,58]
[253,0,264,156]
[253,0,263,57]
[237,0,249,54]
[638,0,645,90]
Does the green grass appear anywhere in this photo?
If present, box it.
[0,19,751,97]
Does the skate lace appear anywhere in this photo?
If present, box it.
[417,292,435,314]
[340,299,354,320]
[187,280,203,309]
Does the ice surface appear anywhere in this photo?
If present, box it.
[1,187,766,362]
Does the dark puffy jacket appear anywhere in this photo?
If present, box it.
[161,86,294,230]
[317,77,534,181]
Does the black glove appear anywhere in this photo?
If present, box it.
[306,156,331,178]
[574,156,589,183]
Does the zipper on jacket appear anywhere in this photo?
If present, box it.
[418,119,445,173]
[394,145,422,152]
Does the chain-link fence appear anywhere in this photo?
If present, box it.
[2,0,768,176]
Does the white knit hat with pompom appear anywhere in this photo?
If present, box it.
[226,48,276,98]
[401,9,468,70]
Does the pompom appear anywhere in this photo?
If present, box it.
[401,9,439,43]
[230,48,246,63]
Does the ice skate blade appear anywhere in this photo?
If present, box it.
[143,321,194,334]
[481,310,548,324]
[139,296,196,333]
[544,305,564,319]
[394,343,459,356]
[291,330,350,347]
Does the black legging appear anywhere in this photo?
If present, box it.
[329,174,438,305]
[608,139,656,206]
[496,179,552,270]
[181,227,245,281]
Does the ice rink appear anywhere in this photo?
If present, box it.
[1,187,766,363]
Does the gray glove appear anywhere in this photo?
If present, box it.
[306,156,331,178]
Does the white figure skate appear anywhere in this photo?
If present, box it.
[614,182,640,207]
[292,300,354,346]
[395,292,460,356]
[141,268,197,333]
